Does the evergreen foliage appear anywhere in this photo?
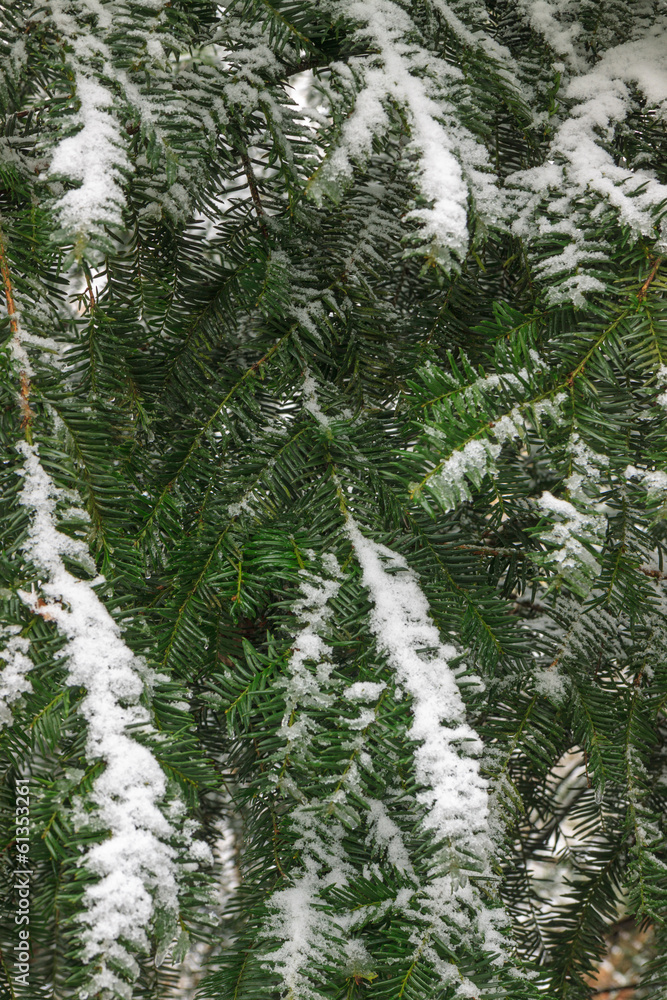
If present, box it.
[0,1,667,998]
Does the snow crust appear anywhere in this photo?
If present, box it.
[432,438,502,510]
[344,680,386,702]
[366,797,415,879]
[266,872,334,997]
[656,364,667,411]
[518,0,586,68]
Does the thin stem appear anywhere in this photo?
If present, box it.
[241,149,270,240]
[637,255,662,302]
[0,223,34,439]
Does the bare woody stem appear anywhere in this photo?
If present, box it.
[240,149,270,240]
[637,255,663,302]
[0,224,34,439]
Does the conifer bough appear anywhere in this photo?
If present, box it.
[1,1,667,998]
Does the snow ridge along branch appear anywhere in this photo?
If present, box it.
[2,244,197,998]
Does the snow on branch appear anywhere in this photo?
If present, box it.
[0,183,210,1000]
[265,543,413,995]
[312,0,501,258]
[535,491,606,595]
[265,870,337,1000]
[346,519,509,961]
[14,440,191,995]
[510,10,667,303]
[517,0,587,70]
[252,375,514,988]
[312,1,667,298]
[45,1,132,236]
[0,628,34,727]
[419,364,568,511]
[264,800,356,999]
[45,0,169,239]
[48,73,130,237]
[264,557,353,998]
[278,557,342,750]
[345,521,492,864]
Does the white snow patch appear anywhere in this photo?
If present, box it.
[538,491,605,582]
[48,74,129,235]
[625,465,667,496]
[534,666,569,705]
[15,440,185,996]
[0,628,34,727]
[656,365,667,411]
[564,433,609,497]
[346,520,507,958]
[302,371,330,428]
[344,681,386,702]
[264,872,327,998]
[279,563,343,750]
[509,14,667,301]
[366,798,416,879]
[314,0,501,256]
[432,438,501,510]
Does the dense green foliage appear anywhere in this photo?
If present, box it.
[1,1,667,998]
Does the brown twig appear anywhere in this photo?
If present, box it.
[639,565,667,581]
[637,255,663,302]
[0,240,18,339]
[583,747,592,789]
[0,225,34,435]
[455,543,521,558]
[85,272,96,314]
[240,150,270,240]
